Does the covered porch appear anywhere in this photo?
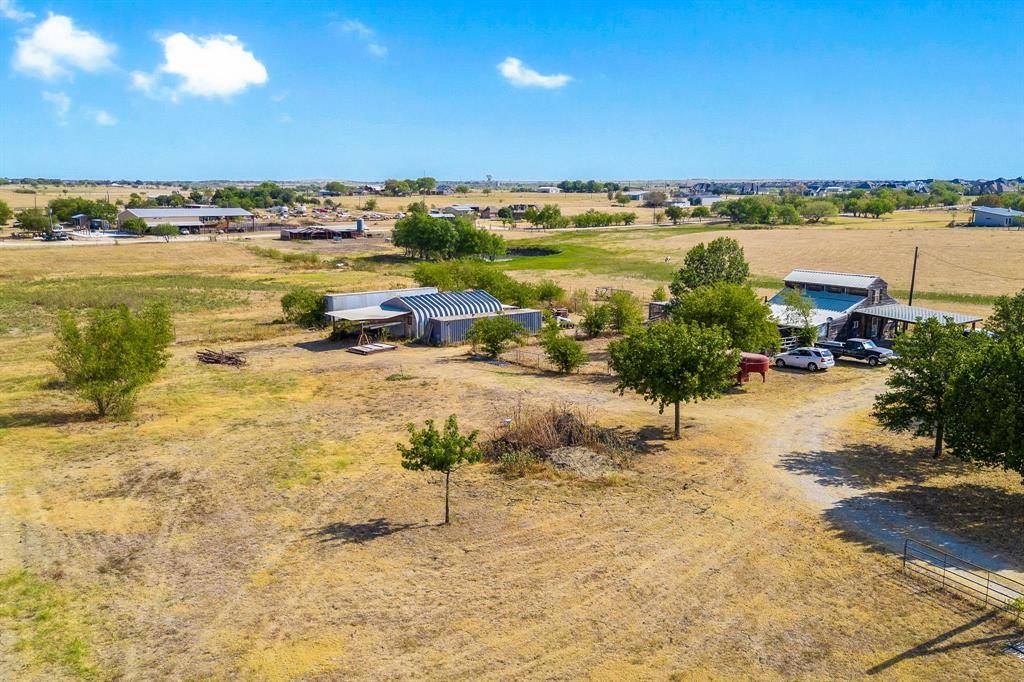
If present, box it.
[850,303,983,345]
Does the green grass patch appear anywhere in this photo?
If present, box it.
[271,442,351,488]
[0,274,289,335]
[0,570,106,679]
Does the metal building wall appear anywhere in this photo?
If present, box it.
[425,309,543,345]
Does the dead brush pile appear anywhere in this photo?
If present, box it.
[485,401,633,478]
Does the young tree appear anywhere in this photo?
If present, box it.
[669,237,750,295]
[863,197,895,218]
[672,282,781,353]
[664,206,687,224]
[398,415,482,524]
[608,320,736,439]
[455,184,470,194]
[799,200,839,223]
[0,198,13,224]
[946,333,1024,478]
[690,205,711,222]
[541,318,587,373]
[607,290,643,331]
[579,303,611,337]
[651,285,667,302]
[53,304,174,417]
[466,315,525,358]
[643,191,668,207]
[873,318,987,458]
[780,287,819,345]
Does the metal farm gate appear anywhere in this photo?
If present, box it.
[903,539,1024,619]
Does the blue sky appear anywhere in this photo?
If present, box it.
[1,0,1021,181]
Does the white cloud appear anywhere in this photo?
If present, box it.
[271,90,288,102]
[0,0,34,22]
[14,14,116,78]
[336,19,387,58]
[92,109,116,126]
[136,33,267,100]
[41,90,70,124]
[497,57,571,89]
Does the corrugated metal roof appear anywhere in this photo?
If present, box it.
[972,206,1024,217]
[857,304,982,325]
[769,289,863,313]
[325,306,408,322]
[430,307,541,322]
[123,207,252,218]
[784,269,882,289]
[769,304,843,329]
[325,287,437,312]
[388,290,503,337]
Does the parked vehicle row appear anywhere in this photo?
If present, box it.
[774,347,835,372]
[815,338,895,366]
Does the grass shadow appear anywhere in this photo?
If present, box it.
[305,518,427,545]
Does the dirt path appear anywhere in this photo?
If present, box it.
[762,369,1024,583]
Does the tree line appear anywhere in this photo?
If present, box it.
[392,211,505,260]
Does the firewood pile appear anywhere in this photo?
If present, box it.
[196,348,246,367]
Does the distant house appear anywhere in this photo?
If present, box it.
[445,204,480,217]
[688,194,724,206]
[433,184,456,196]
[280,221,365,240]
[625,190,647,201]
[768,268,980,345]
[537,186,561,193]
[117,207,254,232]
[969,206,1024,228]
[428,210,457,220]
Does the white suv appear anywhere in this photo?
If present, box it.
[774,347,835,372]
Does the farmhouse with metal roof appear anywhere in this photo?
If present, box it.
[769,268,981,345]
[117,207,254,231]
[969,205,1024,228]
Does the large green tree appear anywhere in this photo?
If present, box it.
[608,320,737,439]
[988,289,1024,336]
[799,200,839,223]
[872,318,988,458]
[398,415,482,524]
[670,237,750,295]
[15,208,51,233]
[672,282,780,353]
[0,198,13,225]
[946,333,1024,478]
[466,315,525,358]
[53,304,174,417]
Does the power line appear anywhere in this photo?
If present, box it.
[917,250,1024,282]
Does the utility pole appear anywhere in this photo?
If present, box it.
[908,246,919,307]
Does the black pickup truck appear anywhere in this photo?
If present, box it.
[815,338,895,366]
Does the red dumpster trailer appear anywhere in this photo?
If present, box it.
[736,352,769,384]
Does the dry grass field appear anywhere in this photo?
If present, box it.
[2,237,1023,680]
[0,184,173,211]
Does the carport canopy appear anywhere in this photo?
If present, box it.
[325,306,408,322]
[855,304,982,326]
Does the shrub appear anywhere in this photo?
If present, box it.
[580,304,611,337]
[534,279,565,305]
[120,217,148,234]
[607,290,643,331]
[149,223,179,237]
[466,315,525,357]
[52,303,174,417]
[568,289,590,312]
[280,287,326,328]
[543,334,587,373]
[652,285,667,302]
[496,450,540,478]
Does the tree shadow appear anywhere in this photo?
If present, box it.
[777,443,966,489]
[866,610,1021,675]
[0,409,98,428]
[819,484,1024,570]
[304,518,426,545]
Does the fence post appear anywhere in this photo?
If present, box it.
[902,538,908,573]
[984,571,991,607]
[940,552,948,592]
